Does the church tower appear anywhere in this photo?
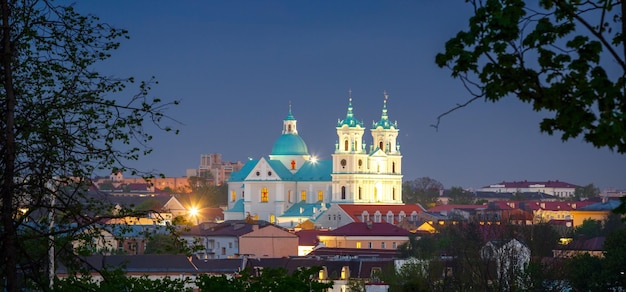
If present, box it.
[331,91,402,204]
[269,104,311,173]
[368,91,402,203]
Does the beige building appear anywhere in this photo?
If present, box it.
[317,222,410,250]
[239,224,298,258]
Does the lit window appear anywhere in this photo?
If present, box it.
[344,140,348,151]
[318,191,323,201]
[269,214,275,224]
[261,188,269,203]
[231,191,236,202]
[356,242,361,249]
[301,190,306,201]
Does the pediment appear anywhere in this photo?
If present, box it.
[244,157,282,181]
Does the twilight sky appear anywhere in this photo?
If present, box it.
[74,1,626,190]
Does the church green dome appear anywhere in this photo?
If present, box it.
[271,134,309,155]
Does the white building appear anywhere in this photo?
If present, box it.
[477,180,579,198]
[225,92,403,226]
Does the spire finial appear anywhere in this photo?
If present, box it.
[348,88,352,101]
[384,90,389,102]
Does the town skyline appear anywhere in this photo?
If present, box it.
[75,1,626,190]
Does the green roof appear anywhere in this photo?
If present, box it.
[294,160,332,181]
[228,160,258,181]
[271,134,309,156]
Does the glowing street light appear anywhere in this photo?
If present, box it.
[188,206,199,217]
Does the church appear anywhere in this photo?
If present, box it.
[225,92,403,227]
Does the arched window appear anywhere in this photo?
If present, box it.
[392,188,396,200]
[317,191,323,201]
[269,214,275,224]
[392,162,396,173]
[344,140,348,151]
[231,191,236,202]
[287,124,292,132]
[358,187,362,200]
[261,188,269,202]
[379,141,383,150]
[301,190,306,201]
[287,190,291,203]
[341,186,346,200]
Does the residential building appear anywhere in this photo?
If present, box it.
[317,221,411,250]
[570,199,622,226]
[315,203,427,229]
[189,153,244,186]
[226,93,403,225]
[180,220,298,259]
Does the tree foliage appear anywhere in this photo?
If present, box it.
[446,186,476,205]
[435,0,626,153]
[0,1,177,290]
[402,177,443,207]
[574,183,601,200]
[196,266,333,292]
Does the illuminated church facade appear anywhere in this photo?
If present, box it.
[225,92,403,227]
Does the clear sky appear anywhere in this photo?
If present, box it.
[73,1,626,190]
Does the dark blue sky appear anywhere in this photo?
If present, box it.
[75,1,625,190]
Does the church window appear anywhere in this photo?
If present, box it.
[290,160,296,170]
[379,141,383,150]
[317,191,323,201]
[358,159,362,168]
[256,171,260,176]
[392,162,396,173]
[358,187,362,200]
[269,214,275,224]
[344,140,348,151]
[267,171,272,176]
[288,124,292,132]
[242,191,245,198]
[392,188,396,200]
[301,190,306,201]
[261,188,269,203]
[287,190,291,202]
[374,187,378,201]
[341,186,346,200]
[340,159,346,168]
[231,191,236,202]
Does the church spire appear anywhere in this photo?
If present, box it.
[283,103,298,134]
[372,90,397,129]
[338,89,362,128]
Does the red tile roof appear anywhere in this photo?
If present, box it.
[295,229,328,246]
[326,222,411,237]
[427,204,485,213]
[337,204,426,222]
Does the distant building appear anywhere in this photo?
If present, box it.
[477,180,579,198]
[188,153,244,186]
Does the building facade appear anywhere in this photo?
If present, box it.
[226,93,403,226]
[477,180,579,198]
